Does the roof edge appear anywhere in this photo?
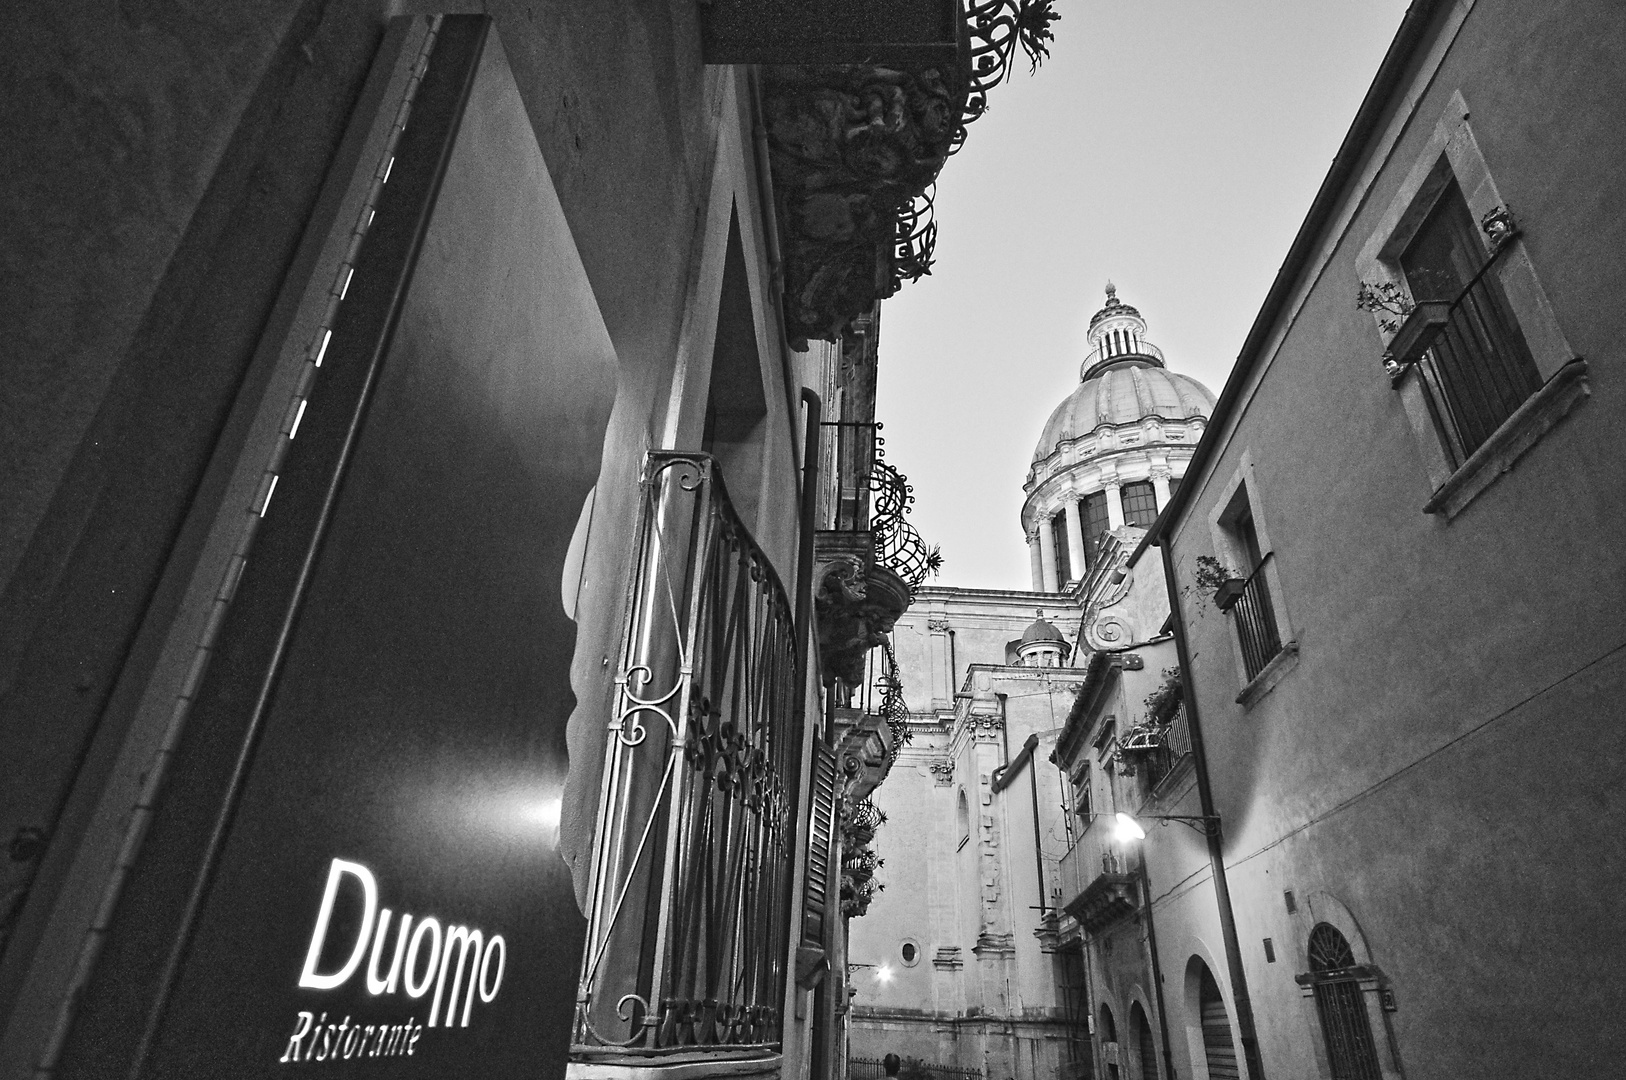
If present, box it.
[1144,0,1445,551]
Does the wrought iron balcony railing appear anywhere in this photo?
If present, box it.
[1141,704,1192,789]
[573,452,800,1060]
[818,422,937,593]
[1385,235,1539,466]
[1217,554,1282,683]
[1080,337,1166,378]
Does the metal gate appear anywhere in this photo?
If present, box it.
[1308,924,1383,1080]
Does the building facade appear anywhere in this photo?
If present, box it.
[0,5,1059,1079]
[1143,1,1626,1077]
[848,293,1217,1080]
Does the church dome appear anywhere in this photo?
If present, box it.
[1032,365,1216,463]
[1020,616,1066,645]
[1031,284,1216,464]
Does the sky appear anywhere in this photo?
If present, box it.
[875,0,1412,591]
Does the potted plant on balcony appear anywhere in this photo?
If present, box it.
[1189,555,1245,611]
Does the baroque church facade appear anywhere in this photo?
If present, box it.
[847,291,1215,1080]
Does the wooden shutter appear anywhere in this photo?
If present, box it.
[801,742,838,945]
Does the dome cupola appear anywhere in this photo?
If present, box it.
[1020,285,1217,592]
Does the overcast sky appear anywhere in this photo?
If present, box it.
[875,0,1411,591]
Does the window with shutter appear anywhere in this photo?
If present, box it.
[802,741,839,946]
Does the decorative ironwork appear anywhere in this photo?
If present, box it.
[894,184,937,285]
[1306,924,1384,1080]
[1220,554,1282,683]
[955,0,1062,154]
[573,452,799,1057]
[818,422,940,594]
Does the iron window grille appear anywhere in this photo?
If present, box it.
[573,452,799,1058]
[1217,553,1282,683]
[1302,924,1383,1080]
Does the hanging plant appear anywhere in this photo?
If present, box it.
[1355,280,1414,334]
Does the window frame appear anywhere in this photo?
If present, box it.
[1357,91,1588,519]
[1207,451,1297,706]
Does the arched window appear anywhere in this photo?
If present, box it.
[1197,963,1239,1080]
[956,791,971,852]
[1130,1001,1160,1080]
[1307,923,1382,1080]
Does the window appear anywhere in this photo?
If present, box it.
[1051,513,1074,583]
[1217,487,1282,684]
[899,940,920,967]
[1081,491,1110,569]
[1074,776,1092,821]
[1120,481,1158,527]
[956,790,971,852]
[1358,92,1587,518]
[1398,177,1540,464]
[1306,924,1382,1080]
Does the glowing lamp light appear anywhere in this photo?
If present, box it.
[875,964,894,983]
[1114,812,1147,843]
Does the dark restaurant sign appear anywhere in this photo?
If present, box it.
[56,18,618,1079]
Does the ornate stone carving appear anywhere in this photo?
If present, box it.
[762,64,963,345]
[928,757,954,786]
[814,554,909,686]
[926,614,950,633]
[963,715,1005,742]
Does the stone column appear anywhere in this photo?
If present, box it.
[1062,500,1086,583]
[1038,515,1059,592]
[1105,482,1125,530]
[1027,529,1045,592]
[1152,473,1172,509]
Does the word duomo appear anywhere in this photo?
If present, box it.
[281,858,508,1062]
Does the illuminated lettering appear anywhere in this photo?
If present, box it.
[430,926,483,1028]
[403,916,441,998]
[298,861,378,991]
[478,935,506,1003]
[366,910,411,995]
[281,1012,313,1063]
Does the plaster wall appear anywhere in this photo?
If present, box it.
[1163,1,1626,1075]
[0,4,822,1073]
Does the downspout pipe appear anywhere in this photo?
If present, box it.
[1137,850,1179,1080]
[1159,541,1267,1080]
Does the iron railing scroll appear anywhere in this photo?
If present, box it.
[1222,554,1281,683]
[818,421,938,593]
[573,452,799,1059]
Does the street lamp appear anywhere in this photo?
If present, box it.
[1114,810,1221,841]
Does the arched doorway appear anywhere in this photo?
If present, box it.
[1099,1004,1120,1080]
[1196,963,1239,1080]
[1307,923,1382,1080]
[1130,1001,1160,1080]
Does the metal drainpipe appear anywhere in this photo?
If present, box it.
[1159,541,1268,1080]
[1138,848,1179,1080]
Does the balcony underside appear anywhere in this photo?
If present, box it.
[1063,873,1138,934]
